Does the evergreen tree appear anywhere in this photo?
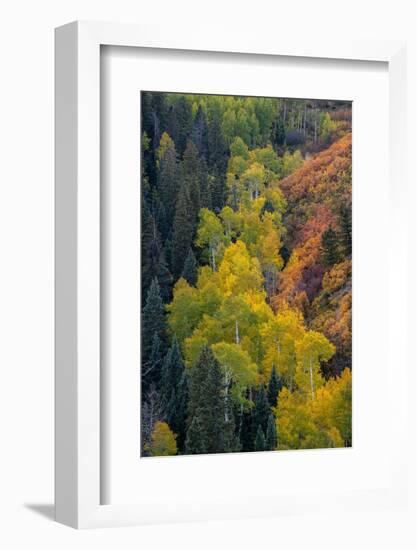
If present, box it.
[265,413,277,450]
[141,92,154,142]
[142,278,167,363]
[163,238,173,272]
[157,134,179,230]
[142,198,173,301]
[151,92,168,138]
[274,114,286,146]
[210,168,226,213]
[155,251,173,303]
[267,366,282,407]
[174,371,189,452]
[182,140,201,221]
[239,407,255,452]
[339,204,352,256]
[203,348,225,452]
[321,227,341,266]
[208,116,227,173]
[199,157,212,209]
[166,97,193,156]
[253,385,271,436]
[191,105,208,159]
[181,248,198,286]
[171,182,194,278]
[141,199,160,297]
[161,336,184,405]
[161,336,188,452]
[186,346,226,454]
[153,190,169,241]
[254,425,266,452]
[142,332,164,393]
[185,413,208,455]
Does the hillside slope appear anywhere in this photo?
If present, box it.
[272,133,352,376]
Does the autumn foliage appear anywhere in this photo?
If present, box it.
[141,92,352,456]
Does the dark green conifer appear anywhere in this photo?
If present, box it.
[157,136,179,229]
[155,252,173,303]
[185,413,208,455]
[254,425,266,452]
[142,332,164,393]
[207,116,227,173]
[160,337,188,452]
[253,385,271,435]
[186,346,226,454]
[339,204,352,256]
[265,413,277,451]
[267,366,282,407]
[321,227,341,266]
[171,182,194,278]
[199,157,212,209]
[142,278,167,363]
[181,248,198,286]
[191,105,208,159]
[182,140,201,221]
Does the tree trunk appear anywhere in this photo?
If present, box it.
[309,356,315,400]
[211,245,216,271]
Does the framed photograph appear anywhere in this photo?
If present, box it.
[55,21,407,528]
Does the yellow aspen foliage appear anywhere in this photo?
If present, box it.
[295,330,335,400]
[217,240,264,297]
[167,278,201,346]
[145,421,177,456]
[155,132,175,167]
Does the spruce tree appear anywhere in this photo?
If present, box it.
[321,227,341,266]
[274,115,286,146]
[199,157,212,209]
[207,116,227,173]
[182,140,201,222]
[265,413,277,451]
[142,332,164,393]
[153,192,169,241]
[253,385,271,436]
[210,167,226,213]
[185,413,208,455]
[170,96,193,156]
[239,406,255,452]
[174,371,188,452]
[254,425,266,452]
[202,347,224,453]
[142,195,173,300]
[339,204,352,257]
[142,278,167,364]
[155,252,173,303]
[157,135,179,230]
[181,248,198,286]
[186,346,226,454]
[267,366,282,407]
[190,105,208,159]
[160,337,188,452]
[163,238,173,272]
[171,182,194,278]
[141,199,160,297]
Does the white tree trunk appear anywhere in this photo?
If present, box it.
[211,245,216,271]
[235,320,240,344]
[309,356,315,400]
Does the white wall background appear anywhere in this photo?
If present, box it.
[0,1,415,548]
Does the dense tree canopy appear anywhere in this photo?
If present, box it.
[141,91,352,456]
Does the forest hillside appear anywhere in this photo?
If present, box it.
[141,92,352,457]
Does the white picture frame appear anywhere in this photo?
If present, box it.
[55,21,407,529]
